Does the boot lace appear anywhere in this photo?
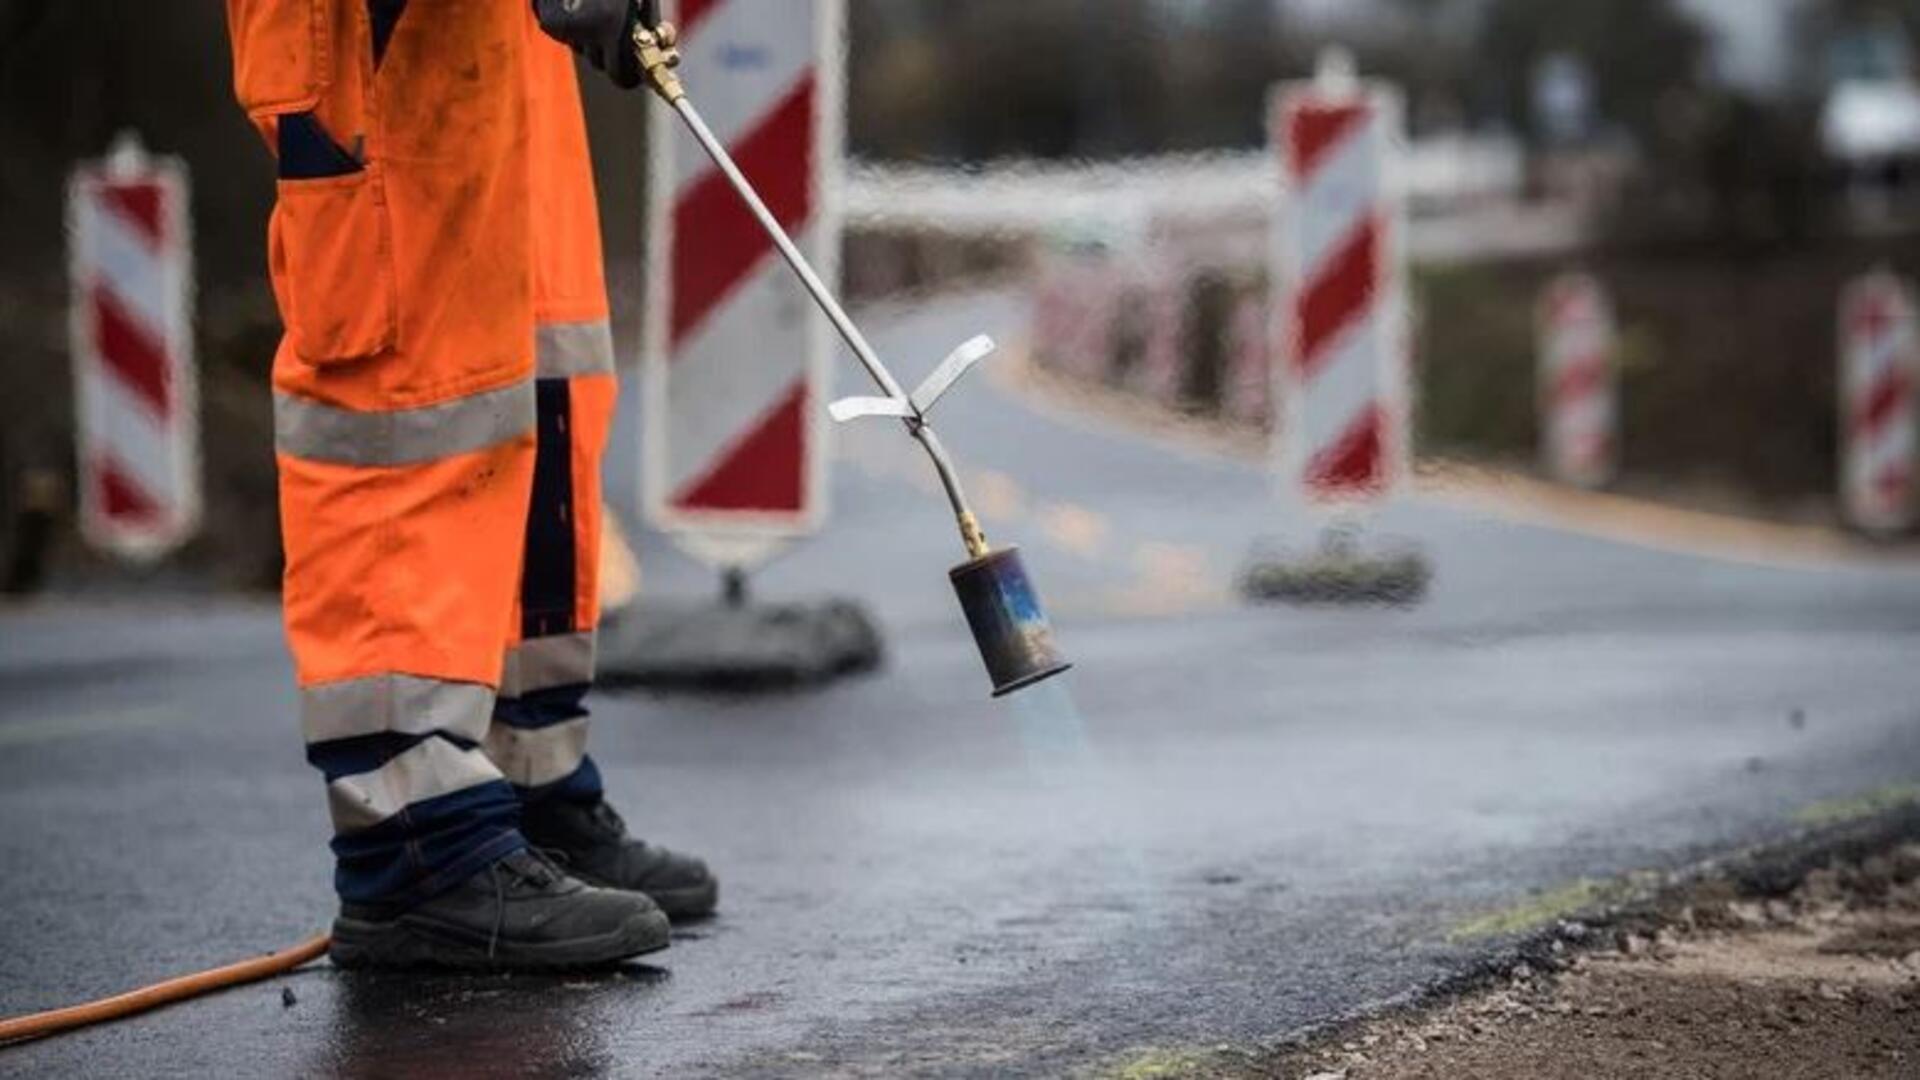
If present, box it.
[587,800,629,841]
[485,850,563,959]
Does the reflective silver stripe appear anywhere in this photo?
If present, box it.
[482,717,590,789]
[327,738,505,833]
[274,379,535,467]
[535,320,616,378]
[301,674,495,746]
[499,632,596,698]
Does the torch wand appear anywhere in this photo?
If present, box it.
[632,20,1070,697]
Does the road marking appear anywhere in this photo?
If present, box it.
[0,704,182,749]
[1036,502,1111,559]
[1446,879,1609,943]
[830,358,1241,615]
[1107,1047,1228,1079]
[1133,542,1212,585]
[1445,783,1920,944]
[989,338,1270,467]
[1097,542,1234,617]
[1793,782,1920,827]
[997,337,1920,573]
[967,469,1026,522]
[599,508,641,611]
[1444,871,1665,944]
[1420,464,1920,573]
[1049,590,1238,621]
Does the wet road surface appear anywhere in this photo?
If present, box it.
[3,293,1919,1077]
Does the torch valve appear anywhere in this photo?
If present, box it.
[633,22,684,103]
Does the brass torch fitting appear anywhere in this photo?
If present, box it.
[633,22,684,103]
[958,512,990,561]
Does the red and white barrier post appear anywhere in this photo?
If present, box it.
[1031,258,1115,383]
[1272,56,1409,509]
[1031,267,1077,373]
[644,0,842,568]
[67,133,198,562]
[1225,292,1273,427]
[612,0,881,686]
[1139,268,1185,404]
[1538,273,1619,490]
[1241,56,1428,605]
[1839,271,1917,534]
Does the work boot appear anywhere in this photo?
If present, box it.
[523,799,719,919]
[329,849,670,971]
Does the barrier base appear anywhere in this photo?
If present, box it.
[595,597,883,691]
[1238,526,1432,607]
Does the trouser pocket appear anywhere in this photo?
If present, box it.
[227,0,331,117]
[270,166,400,365]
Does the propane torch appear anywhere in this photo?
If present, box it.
[632,19,1071,697]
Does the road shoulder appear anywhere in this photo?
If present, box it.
[996,343,1920,573]
[1097,809,1920,1080]
[1264,842,1920,1080]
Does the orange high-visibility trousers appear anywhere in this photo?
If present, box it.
[486,20,620,806]
[227,0,615,905]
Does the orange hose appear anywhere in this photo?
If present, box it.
[0,934,331,1045]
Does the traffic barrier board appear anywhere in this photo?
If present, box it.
[1538,272,1619,490]
[1840,271,1917,533]
[68,133,199,561]
[643,0,843,567]
[1271,61,1410,506]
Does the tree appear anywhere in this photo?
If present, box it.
[848,0,1303,161]
[1475,0,1709,147]
[1790,0,1920,93]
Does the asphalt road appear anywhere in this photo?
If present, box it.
[3,292,1920,1077]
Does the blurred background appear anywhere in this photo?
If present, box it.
[6,5,1920,1073]
[1,0,1917,589]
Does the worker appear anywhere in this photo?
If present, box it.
[224,0,716,970]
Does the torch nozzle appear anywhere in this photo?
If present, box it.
[958,512,990,561]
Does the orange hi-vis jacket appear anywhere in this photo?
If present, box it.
[227,0,617,874]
